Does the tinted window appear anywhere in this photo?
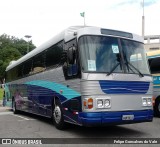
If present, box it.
[6,41,64,81]
[148,57,160,74]
[6,70,12,82]
[32,52,45,74]
[46,42,63,68]
[17,64,23,78]
[23,59,32,76]
[6,66,18,82]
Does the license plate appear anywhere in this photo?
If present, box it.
[122,115,134,120]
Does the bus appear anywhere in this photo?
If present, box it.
[147,50,160,117]
[5,26,153,129]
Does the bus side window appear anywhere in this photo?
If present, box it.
[23,59,33,76]
[149,57,160,74]
[31,52,46,74]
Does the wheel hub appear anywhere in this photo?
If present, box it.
[54,106,61,124]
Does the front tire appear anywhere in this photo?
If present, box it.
[154,98,160,117]
[52,99,66,130]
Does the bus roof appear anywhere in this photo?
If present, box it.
[6,26,143,71]
[146,50,160,59]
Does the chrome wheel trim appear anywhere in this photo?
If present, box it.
[54,106,61,124]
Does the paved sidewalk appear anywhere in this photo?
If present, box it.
[0,106,12,112]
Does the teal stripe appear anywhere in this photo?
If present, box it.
[154,86,160,89]
[153,76,160,84]
[4,84,11,100]
[26,80,81,99]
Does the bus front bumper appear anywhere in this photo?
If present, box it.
[78,110,153,126]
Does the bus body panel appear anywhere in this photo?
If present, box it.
[6,72,153,125]
[79,72,153,125]
[152,74,160,99]
[6,67,81,121]
[79,110,153,126]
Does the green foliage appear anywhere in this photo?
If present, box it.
[0,88,4,100]
[0,34,36,81]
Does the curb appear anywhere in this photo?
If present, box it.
[0,106,12,112]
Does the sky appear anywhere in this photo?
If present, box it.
[0,0,160,47]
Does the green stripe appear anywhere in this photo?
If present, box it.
[26,80,81,99]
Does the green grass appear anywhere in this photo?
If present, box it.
[0,88,4,100]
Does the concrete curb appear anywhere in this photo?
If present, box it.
[0,106,12,112]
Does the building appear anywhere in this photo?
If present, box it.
[144,35,160,51]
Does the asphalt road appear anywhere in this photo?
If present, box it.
[0,109,159,146]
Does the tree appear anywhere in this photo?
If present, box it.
[12,38,36,55]
[0,34,36,83]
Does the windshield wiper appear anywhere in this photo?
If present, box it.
[125,61,144,77]
[107,62,120,76]
[123,53,144,77]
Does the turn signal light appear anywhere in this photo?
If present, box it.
[83,98,93,109]
[88,98,93,109]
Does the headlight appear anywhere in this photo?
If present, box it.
[96,98,111,109]
[147,98,152,106]
[142,98,147,106]
[104,99,111,108]
[142,97,152,106]
[97,99,104,108]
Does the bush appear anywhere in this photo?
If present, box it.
[0,88,4,100]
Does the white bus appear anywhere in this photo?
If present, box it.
[5,26,153,129]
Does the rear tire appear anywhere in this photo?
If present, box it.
[52,99,66,130]
[154,98,160,117]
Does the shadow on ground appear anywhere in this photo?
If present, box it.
[15,111,147,138]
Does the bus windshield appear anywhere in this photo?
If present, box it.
[79,36,150,75]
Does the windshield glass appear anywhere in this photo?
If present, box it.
[79,36,150,75]
[121,39,150,75]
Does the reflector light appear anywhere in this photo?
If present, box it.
[73,112,78,115]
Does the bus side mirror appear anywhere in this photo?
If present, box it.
[68,46,76,65]
[62,45,79,79]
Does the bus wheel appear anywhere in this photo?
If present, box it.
[155,98,160,117]
[13,100,18,114]
[53,99,66,130]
